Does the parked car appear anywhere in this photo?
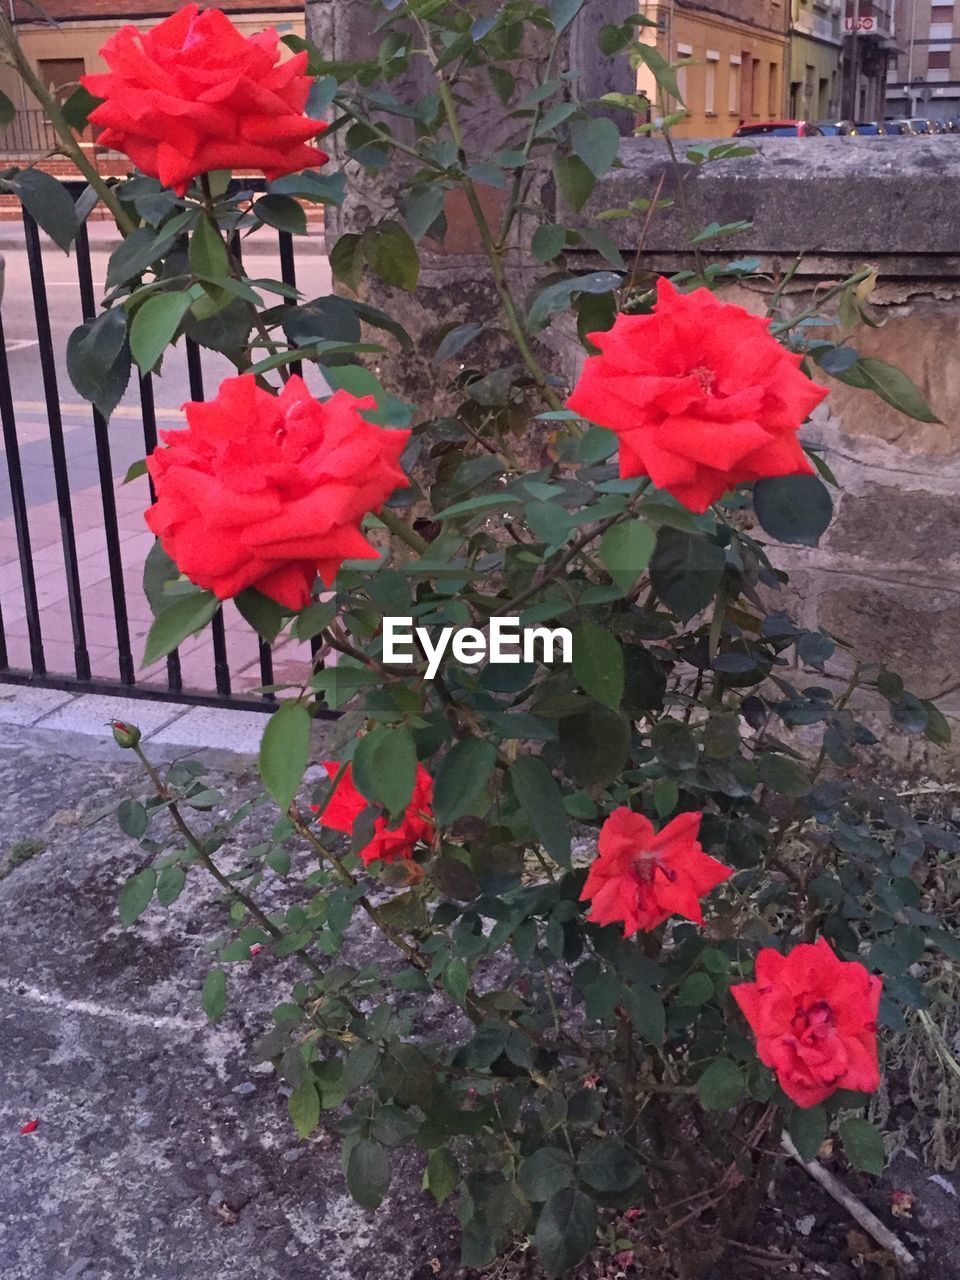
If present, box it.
[907,117,934,133]
[852,120,888,135]
[733,120,824,137]
[886,119,920,135]
[815,120,858,135]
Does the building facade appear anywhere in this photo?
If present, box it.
[0,2,305,115]
[637,1,790,137]
[840,0,899,119]
[788,0,843,120]
[886,0,960,121]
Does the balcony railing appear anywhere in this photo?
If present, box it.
[0,108,62,156]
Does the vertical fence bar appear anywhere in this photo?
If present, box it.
[0,309,45,674]
[23,211,91,678]
[229,230,275,700]
[138,369,183,694]
[185,337,231,696]
[74,221,135,684]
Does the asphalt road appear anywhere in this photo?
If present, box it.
[0,225,332,518]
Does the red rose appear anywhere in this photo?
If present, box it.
[315,760,434,866]
[731,937,881,1108]
[566,278,828,512]
[580,808,732,936]
[145,374,410,610]
[81,5,328,196]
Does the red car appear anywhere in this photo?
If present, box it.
[733,120,824,137]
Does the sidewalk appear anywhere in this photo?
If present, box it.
[0,220,328,254]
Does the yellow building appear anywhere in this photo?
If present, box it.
[637,1,790,138]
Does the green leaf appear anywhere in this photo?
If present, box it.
[531,224,567,263]
[835,356,940,424]
[622,984,666,1046]
[0,89,15,126]
[600,520,655,593]
[426,1147,459,1204]
[789,1105,827,1163]
[432,738,497,826]
[66,308,131,420]
[528,270,621,334]
[571,117,621,178]
[289,1078,321,1138]
[549,0,584,33]
[234,588,289,643]
[118,867,156,926]
[839,1116,885,1175]
[4,169,78,251]
[578,1139,642,1192]
[201,967,227,1022]
[756,753,811,797]
[559,702,630,787]
[352,726,417,818]
[572,621,624,710]
[254,193,308,235]
[156,864,187,907]
[753,474,833,547]
[511,756,571,868]
[634,41,683,103]
[259,701,312,811]
[129,291,192,372]
[360,220,419,291]
[106,211,194,288]
[61,85,101,131]
[442,956,470,1004]
[142,591,220,666]
[342,1040,380,1091]
[189,215,230,281]
[651,719,698,771]
[329,232,365,293]
[434,321,482,364]
[433,493,520,520]
[116,798,148,839]
[518,1147,575,1201]
[346,1138,391,1209]
[534,1188,597,1277]
[697,1057,745,1110]
[553,152,596,214]
[650,527,725,619]
[323,363,414,428]
[402,184,446,242]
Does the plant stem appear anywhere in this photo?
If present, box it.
[376,506,430,554]
[769,266,874,336]
[131,745,325,980]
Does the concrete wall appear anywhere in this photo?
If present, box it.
[560,136,960,732]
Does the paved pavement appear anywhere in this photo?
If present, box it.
[0,222,332,694]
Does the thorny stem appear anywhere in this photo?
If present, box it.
[375,506,430,555]
[769,265,875,336]
[661,128,705,280]
[131,744,326,980]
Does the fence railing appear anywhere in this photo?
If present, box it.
[0,179,329,712]
[0,108,62,155]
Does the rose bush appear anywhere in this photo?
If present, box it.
[3,2,957,1275]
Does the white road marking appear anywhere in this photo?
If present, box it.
[4,339,39,352]
[11,399,183,420]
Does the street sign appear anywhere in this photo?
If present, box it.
[844,15,875,31]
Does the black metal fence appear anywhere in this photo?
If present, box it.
[0,179,322,711]
[0,108,61,156]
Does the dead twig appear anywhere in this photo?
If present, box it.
[780,1133,916,1273]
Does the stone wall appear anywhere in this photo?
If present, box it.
[561,136,960,738]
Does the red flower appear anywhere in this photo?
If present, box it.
[566,278,828,513]
[145,374,409,610]
[731,937,882,1108]
[82,5,327,196]
[20,1119,39,1134]
[580,809,732,937]
[314,760,434,866]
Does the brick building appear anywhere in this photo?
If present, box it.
[636,0,790,138]
[886,0,960,122]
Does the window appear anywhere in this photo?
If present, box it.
[705,51,719,114]
[37,58,85,102]
[929,50,951,69]
[676,43,692,104]
[931,5,954,20]
[729,55,742,115]
[751,58,761,117]
[768,61,779,115]
[929,22,953,39]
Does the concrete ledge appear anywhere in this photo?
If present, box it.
[580,136,960,275]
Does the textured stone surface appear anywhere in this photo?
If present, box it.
[0,733,461,1280]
